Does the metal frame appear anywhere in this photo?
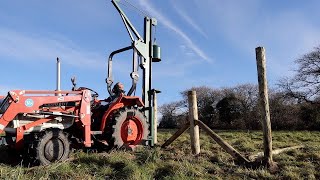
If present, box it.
[108,0,159,146]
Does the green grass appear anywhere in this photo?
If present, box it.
[0,130,319,179]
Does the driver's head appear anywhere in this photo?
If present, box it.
[112,82,125,95]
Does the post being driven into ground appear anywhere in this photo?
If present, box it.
[152,90,160,144]
[255,47,277,170]
[188,91,200,155]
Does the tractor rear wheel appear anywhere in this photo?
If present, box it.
[109,107,149,149]
[35,129,70,165]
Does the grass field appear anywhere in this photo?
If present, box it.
[0,130,319,180]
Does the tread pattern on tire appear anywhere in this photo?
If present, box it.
[28,129,70,165]
[108,107,149,148]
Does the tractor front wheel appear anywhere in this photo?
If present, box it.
[110,107,149,149]
[35,129,70,165]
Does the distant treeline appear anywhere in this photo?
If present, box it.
[159,46,320,131]
[159,84,320,130]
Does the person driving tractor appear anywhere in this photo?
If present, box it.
[112,82,125,98]
[93,82,125,146]
[106,82,125,102]
[92,82,125,117]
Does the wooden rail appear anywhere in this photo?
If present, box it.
[194,119,250,164]
[161,121,190,148]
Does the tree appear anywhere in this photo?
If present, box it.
[216,94,243,125]
[277,46,320,130]
[231,84,260,129]
[231,84,259,112]
[299,103,320,130]
[279,46,320,103]
[269,91,301,130]
[159,81,320,130]
[180,86,223,127]
[214,84,261,129]
[179,85,260,129]
[158,101,185,128]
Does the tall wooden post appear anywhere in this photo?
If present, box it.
[150,89,160,145]
[153,90,160,144]
[255,47,275,167]
[188,91,200,155]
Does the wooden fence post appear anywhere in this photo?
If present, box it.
[152,90,160,144]
[188,91,200,155]
[255,47,276,168]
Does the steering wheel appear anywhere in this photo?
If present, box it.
[78,87,99,98]
[78,87,101,109]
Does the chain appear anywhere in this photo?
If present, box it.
[118,0,150,17]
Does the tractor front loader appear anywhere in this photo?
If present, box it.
[0,0,160,165]
[0,89,92,165]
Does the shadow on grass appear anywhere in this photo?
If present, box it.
[72,154,134,179]
[0,145,25,167]
[154,165,176,179]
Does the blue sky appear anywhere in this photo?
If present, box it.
[0,0,320,105]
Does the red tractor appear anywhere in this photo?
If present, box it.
[0,0,161,165]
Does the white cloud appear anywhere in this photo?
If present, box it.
[192,0,320,80]
[137,0,212,63]
[0,28,104,69]
[171,2,208,39]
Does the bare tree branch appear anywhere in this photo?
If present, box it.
[278,46,320,104]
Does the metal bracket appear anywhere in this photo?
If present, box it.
[151,18,157,25]
[134,40,148,60]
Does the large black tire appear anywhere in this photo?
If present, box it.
[108,107,149,149]
[35,129,70,165]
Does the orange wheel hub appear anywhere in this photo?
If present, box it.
[120,116,143,145]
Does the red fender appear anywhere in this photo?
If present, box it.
[99,94,144,131]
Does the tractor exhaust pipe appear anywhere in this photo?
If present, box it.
[56,57,61,96]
